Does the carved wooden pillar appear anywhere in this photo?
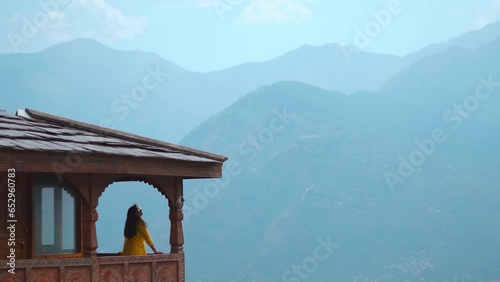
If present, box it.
[154,176,185,282]
[83,203,99,256]
[68,173,113,282]
[168,177,184,254]
[87,175,113,254]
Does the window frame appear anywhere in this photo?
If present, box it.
[32,174,83,259]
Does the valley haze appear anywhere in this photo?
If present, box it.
[1,1,500,281]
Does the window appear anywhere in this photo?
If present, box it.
[34,176,80,255]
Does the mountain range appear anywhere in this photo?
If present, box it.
[180,35,500,281]
[2,22,500,142]
[2,21,500,282]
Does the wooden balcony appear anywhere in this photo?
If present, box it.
[0,253,184,281]
[0,110,227,282]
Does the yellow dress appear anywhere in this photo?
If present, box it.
[121,221,154,255]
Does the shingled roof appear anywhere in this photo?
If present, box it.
[0,109,227,163]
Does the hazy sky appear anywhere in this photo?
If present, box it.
[1,0,499,71]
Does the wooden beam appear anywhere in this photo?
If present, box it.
[0,149,223,179]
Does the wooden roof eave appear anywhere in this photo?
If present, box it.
[0,149,223,179]
[24,109,228,163]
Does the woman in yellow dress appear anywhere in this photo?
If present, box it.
[121,204,163,255]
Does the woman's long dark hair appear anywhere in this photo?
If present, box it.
[124,204,144,238]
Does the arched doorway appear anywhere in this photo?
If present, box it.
[96,181,170,254]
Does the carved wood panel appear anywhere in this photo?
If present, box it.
[65,266,92,282]
[0,269,25,282]
[30,267,59,282]
[0,255,182,282]
[129,263,152,282]
[157,262,177,282]
[100,265,124,282]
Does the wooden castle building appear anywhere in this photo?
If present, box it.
[0,109,227,281]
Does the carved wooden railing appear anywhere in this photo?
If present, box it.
[0,253,184,282]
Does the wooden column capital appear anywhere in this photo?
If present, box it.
[71,174,115,257]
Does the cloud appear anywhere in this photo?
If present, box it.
[473,0,500,29]
[239,0,313,24]
[155,0,200,9]
[5,0,146,48]
[2,0,148,53]
[68,0,147,41]
[6,9,71,43]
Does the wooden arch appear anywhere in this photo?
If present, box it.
[62,173,184,256]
